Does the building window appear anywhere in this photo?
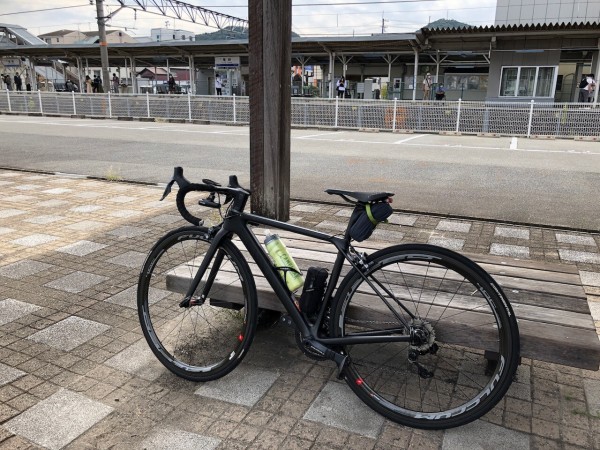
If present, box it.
[500,66,557,97]
[444,74,489,91]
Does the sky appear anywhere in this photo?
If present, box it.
[0,0,498,39]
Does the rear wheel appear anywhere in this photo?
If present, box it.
[138,227,258,381]
[330,244,520,429]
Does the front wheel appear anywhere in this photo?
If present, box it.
[330,244,520,429]
[138,227,258,381]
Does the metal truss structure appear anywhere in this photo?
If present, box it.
[114,0,248,33]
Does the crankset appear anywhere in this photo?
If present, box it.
[295,330,328,360]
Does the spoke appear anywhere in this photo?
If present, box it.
[371,273,414,322]
[430,275,468,330]
[339,252,509,416]
[422,265,451,320]
[415,261,432,317]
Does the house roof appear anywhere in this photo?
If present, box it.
[38,29,78,38]
[82,30,124,36]
[420,20,600,37]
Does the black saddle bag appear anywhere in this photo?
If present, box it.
[349,202,393,242]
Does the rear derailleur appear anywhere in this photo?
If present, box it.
[408,319,439,379]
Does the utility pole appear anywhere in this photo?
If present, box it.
[249,0,292,220]
[95,0,111,93]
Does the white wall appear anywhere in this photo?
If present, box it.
[495,0,600,25]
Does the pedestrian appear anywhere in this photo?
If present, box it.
[337,76,346,98]
[85,75,92,93]
[578,74,589,102]
[112,73,119,93]
[65,80,72,92]
[96,76,103,93]
[14,72,22,91]
[586,73,596,103]
[215,73,222,95]
[25,73,31,91]
[4,74,12,91]
[422,73,432,100]
[168,74,176,94]
[92,75,99,93]
[435,83,446,101]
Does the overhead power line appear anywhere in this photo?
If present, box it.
[0,4,90,17]
[201,0,439,6]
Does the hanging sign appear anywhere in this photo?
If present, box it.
[1,57,21,67]
[215,56,240,69]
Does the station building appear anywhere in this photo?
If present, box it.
[1,21,598,103]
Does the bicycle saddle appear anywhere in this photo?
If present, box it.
[325,189,394,204]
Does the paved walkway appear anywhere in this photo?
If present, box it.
[0,168,599,449]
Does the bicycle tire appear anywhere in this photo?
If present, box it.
[330,244,520,429]
[138,226,258,382]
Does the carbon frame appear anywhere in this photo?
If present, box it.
[184,209,412,354]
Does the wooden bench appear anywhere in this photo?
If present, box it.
[167,229,600,371]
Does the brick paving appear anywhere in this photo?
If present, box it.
[0,168,599,449]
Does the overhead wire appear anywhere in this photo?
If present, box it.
[0,4,91,17]
[6,0,497,37]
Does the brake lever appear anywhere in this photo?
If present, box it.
[160,166,190,201]
[160,179,175,201]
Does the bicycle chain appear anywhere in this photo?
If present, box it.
[345,318,401,326]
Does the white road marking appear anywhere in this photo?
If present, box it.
[510,137,518,150]
[297,131,344,139]
[394,134,426,144]
[1,117,599,155]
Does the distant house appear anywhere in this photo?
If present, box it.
[150,28,195,42]
[78,30,138,44]
[38,29,86,45]
[138,67,190,83]
[38,29,137,45]
[138,67,170,83]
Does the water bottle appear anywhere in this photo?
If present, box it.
[264,231,304,292]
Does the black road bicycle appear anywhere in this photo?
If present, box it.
[138,167,520,430]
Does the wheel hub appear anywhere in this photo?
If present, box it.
[409,319,436,352]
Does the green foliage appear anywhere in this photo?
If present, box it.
[104,166,122,181]
[195,26,300,41]
[425,19,472,30]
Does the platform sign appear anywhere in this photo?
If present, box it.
[1,57,20,67]
[215,56,240,69]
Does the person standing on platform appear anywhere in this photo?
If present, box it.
[215,74,223,95]
[422,73,432,100]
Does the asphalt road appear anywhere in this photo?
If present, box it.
[1,115,599,230]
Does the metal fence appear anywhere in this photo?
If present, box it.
[1,90,599,138]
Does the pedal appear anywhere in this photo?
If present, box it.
[305,339,349,379]
[279,315,295,328]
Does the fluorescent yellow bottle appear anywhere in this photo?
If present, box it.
[264,231,304,292]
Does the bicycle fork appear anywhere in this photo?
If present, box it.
[179,229,226,308]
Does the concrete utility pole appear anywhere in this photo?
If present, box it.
[95,0,111,93]
[249,0,292,220]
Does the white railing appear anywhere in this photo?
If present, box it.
[1,90,599,138]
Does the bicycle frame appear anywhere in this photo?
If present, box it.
[183,210,413,358]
